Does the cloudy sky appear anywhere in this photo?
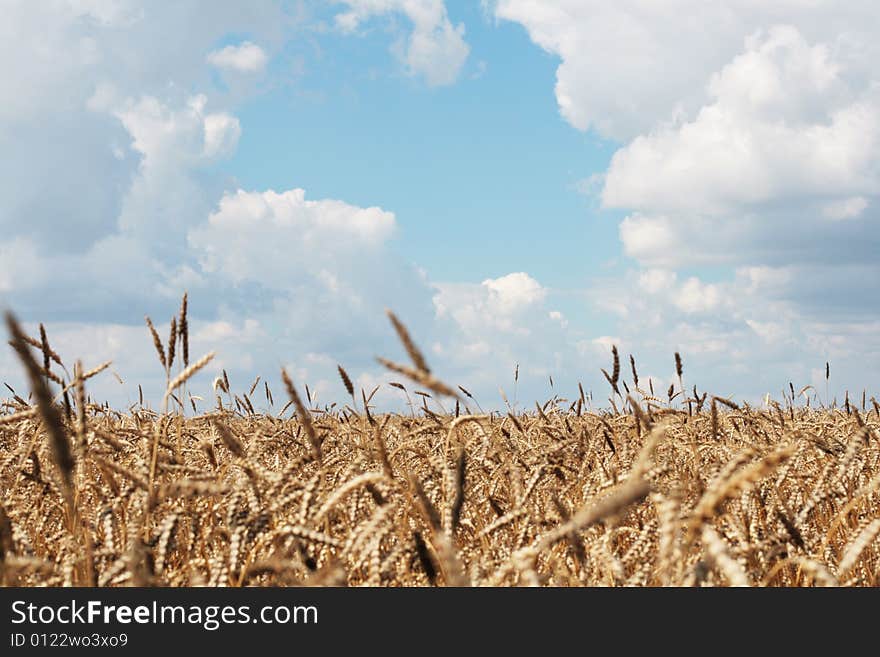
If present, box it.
[2,1,878,412]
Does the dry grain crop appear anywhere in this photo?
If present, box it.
[0,300,878,587]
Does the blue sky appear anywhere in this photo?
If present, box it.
[2,1,879,411]
[224,5,619,287]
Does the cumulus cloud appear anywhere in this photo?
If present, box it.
[586,262,880,403]
[178,184,446,408]
[0,1,490,412]
[207,41,268,73]
[602,26,880,216]
[434,272,546,334]
[493,0,739,141]
[195,188,396,260]
[0,1,475,412]
[0,177,439,409]
[0,3,394,401]
[498,4,880,275]
[604,24,880,289]
[494,1,880,142]
[429,272,607,406]
[498,2,880,400]
[0,87,249,326]
[104,93,243,272]
[335,0,470,86]
[0,2,290,256]
[188,188,400,301]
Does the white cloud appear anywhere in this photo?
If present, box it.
[602,26,880,216]
[675,277,722,314]
[498,4,880,290]
[745,319,789,344]
[66,0,145,27]
[207,41,268,73]
[585,254,880,403]
[0,316,279,410]
[619,215,680,267]
[335,0,469,86]
[434,272,548,336]
[493,0,742,141]
[177,184,443,401]
[0,2,457,412]
[600,269,729,320]
[203,111,242,159]
[113,94,240,167]
[105,93,242,265]
[482,272,546,314]
[496,5,880,400]
[0,1,291,255]
[188,188,397,284]
[193,318,264,345]
[428,272,610,406]
[495,1,880,142]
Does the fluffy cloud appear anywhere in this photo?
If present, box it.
[207,41,269,73]
[586,263,880,403]
[494,1,880,142]
[430,272,601,405]
[192,188,396,271]
[186,187,421,332]
[498,2,880,400]
[0,89,244,322]
[498,5,880,268]
[434,272,547,335]
[603,27,880,216]
[0,177,438,409]
[0,1,290,257]
[0,2,420,405]
[604,24,880,308]
[105,94,243,265]
[0,2,480,411]
[335,0,470,86]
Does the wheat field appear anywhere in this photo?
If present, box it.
[1,298,878,587]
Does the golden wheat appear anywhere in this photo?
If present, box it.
[1,305,878,587]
